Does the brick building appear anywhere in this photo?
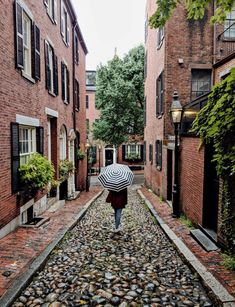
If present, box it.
[145,0,235,246]
[0,0,88,238]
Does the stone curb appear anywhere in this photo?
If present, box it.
[0,190,104,307]
[137,189,235,307]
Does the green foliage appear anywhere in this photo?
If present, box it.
[180,214,194,229]
[149,0,235,28]
[221,253,235,271]
[191,69,235,177]
[19,153,55,189]
[93,45,145,147]
[59,159,74,181]
[77,149,86,160]
[125,153,141,161]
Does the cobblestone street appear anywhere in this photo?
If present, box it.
[13,187,213,307]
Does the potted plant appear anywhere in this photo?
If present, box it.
[59,159,75,182]
[49,179,59,197]
[19,153,55,202]
[77,149,86,160]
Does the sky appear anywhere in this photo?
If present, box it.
[71,0,146,70]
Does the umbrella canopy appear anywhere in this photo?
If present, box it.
[98,163,134,192]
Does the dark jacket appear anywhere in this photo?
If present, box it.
[106,188,128,209]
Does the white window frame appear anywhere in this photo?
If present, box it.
[60,126,67,160]
[224,6,235,39]
[22,11,32,77]
[61,2,70,45]
[19,126,36,165]
[125,144,141,159]
[48,44,54,93]
[63,63,68,102]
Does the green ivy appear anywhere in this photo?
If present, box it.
[191,69,235,251]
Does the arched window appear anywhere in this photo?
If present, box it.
[60,125,67,160]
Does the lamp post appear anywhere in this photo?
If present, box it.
[98,144,101,174]
[170,91,183,218]
[85,140,90,192]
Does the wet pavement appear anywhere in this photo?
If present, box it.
[13,187,213,307]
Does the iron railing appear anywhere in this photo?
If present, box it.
[215,21,235,62]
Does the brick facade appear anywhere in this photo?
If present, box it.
[0,0,87,236]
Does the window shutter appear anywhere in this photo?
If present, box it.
[61,62,65,100]
[140,144,144,161]
[159,140,162,170]
[155,140,158,167]
[144,97,146,126]
[44,0,49,7]
[15,1,24,69]
[32,24,40,81]
[160,72,164,114]
[53,54,58,95]
[67,68,70,103]
[11,122,20,194]
[143,141,146,162]
[77,81,80,110]
[156,78,159,116]
[45,41,51,90]
[122,145,126,161]
[75,35,79,64]
[53,0,57,23]
[36,126,44,155]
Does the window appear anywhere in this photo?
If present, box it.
[156,72,164,116]
[45,40,58,95]
[59,126,67,160]
[224,6,235,39]
[125,144,141,160]
[191,70,211,100]
[157,27,164,48]
[44,0,57,23]
[19,126,36,165]
[86,71,96,86]
[15,1,40,81]
[75,79,80,110]
[61,2,70,45]
[61,62,70,103]
[149,144,153,164]
[86,95,89,109]
[155,140,162,170]
[75,33,79,64]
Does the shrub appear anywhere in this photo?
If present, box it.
[59,159,74,181]
[77,149,86,160]
[221,253,235,271]
[19,153,55,190]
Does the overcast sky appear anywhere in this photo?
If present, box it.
[71,0,146,70]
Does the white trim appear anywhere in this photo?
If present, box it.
[17,0,34,20]
[219,68,231,79]
[46,36,54,48]
[20,198,34,214]
[16,114,39,126]
[45,107,58,118]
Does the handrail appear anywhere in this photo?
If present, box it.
[217,20,235,40]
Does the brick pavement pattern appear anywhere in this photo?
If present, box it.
[140,186,235,299]
[0,188,102,298]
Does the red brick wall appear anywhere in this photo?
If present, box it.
[180,137,205,225]
[0,0,87,227]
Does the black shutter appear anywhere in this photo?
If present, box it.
[53,54,58,95]
[144,97,146,126]
[61,62,65,100]
[77,81,80,110]
[32,24,40,81]
[15,1,23,69]
[143,141,146,162]
[11,123,20,194]
[140,144,144,161]
[36,126,44,155]
[122,145,126,161]
[67,68,70,103]
[156,78,159,116]
[45,41,51,90]
[160,72,164,114]
[159,140,162,170]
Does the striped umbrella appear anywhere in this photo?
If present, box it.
[98,163,134,192]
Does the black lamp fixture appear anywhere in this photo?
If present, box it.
[98,144,101,174]
[85,140,90,192]
[170,91,183,217]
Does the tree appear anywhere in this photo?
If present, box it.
[149,0,235,28]
[93,45,144,148]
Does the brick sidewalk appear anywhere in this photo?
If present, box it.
[0,187,102,299]
[140,186,235,299]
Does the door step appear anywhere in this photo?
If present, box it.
[198,224,217,244]
[190,229,219,252]
[48,200,65,213]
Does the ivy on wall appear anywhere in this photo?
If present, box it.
[191,68,235,251]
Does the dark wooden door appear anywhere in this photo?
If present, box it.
[105,149,113,166]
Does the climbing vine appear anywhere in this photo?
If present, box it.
[191,68,235,251]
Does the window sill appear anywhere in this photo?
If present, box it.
[75,108,79,112]
[157,113,163,119]
[156,166,162,171]
[46,11,57,24]
[21,72,35,84]
[63,100,69,105]
[61,35,70,48]
[48,90,56,97]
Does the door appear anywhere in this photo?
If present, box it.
[105,148,113,166]
[167,149,173,201]
[203,144,219,232]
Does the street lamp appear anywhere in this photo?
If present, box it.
[98,144,101,174]
[170,91,183,218]
[85,140,90,192]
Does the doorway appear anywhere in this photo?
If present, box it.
[105,147,114,166]
[203,144,219,234]
[167,149,173,201]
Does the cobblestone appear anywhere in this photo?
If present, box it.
[13,187,213,306]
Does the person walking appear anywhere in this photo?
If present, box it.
[106,188,128,233]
